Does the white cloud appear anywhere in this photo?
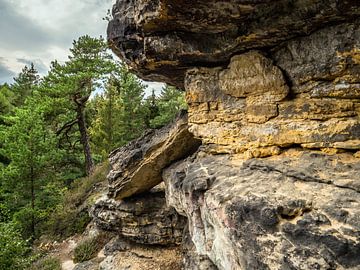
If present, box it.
[0,0,112,80]
[0,0,166,92]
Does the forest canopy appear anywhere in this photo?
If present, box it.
[0,35,185,270]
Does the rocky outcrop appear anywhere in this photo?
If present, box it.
[91,185,186,245]
[186,21,360,155]
[163,150,360,269]
[107,111,201,200]
[104,1,360,269]
[108,0,360,88]
[99,242,182,270]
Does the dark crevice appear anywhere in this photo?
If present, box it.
[246,162,359,194]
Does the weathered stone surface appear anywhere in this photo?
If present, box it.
[91,185,186,245]
[108,0,360,87]
[107,111,201,199]
[219,51,289,102]
[185,21,360,154]
[103,236,131,256]
[272,21,360,96]
[163,150,360,270]
[182,226,218,270]
[105,1,360,269]
[74,260,99,270]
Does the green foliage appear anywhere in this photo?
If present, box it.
[45,163,108,240]
[11,63,39,107]
[31,256,61,270]
[73,233,110,263]
[0,32,188,269]
[73,237,99,263]
[0,105,62,239]
[0,84,14,117]
[90,67,147,157]
[41,35,116,175]
[149,85,187,128]
[0,222,31,270]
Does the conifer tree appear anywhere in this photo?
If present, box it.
[42,35,115,175]
[0,104,60,239]
[149,85,187,128]
[11,64,39,107]
[90,67,147,157]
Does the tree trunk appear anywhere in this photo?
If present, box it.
[30,165,35,240]
[76,105,94,175]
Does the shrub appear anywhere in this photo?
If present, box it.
[0,222,31,270]
[45,162,108,239]
[31,256,61,270]
[73,233,110,263]
[73,237,99,263]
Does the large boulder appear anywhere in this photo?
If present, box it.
[163,150,360,269]
[107,111,201,200]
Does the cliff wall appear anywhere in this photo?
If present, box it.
[92,1,360,269]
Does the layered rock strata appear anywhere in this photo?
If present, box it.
[91,185,186,245]
[107,111,201,199]
[103,1,360,269]
[186,21,360,155]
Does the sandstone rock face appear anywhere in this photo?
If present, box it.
[91,185,186,245]
[107,111,201,199]
[186,21,360,155]
[163,151,360,270]
[108,0,360,87]
[106,1,360,269]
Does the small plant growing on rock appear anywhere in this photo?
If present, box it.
[73,233,110,263]
[73,237,99,263]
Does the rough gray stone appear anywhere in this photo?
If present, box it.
[163,150,360,270]
[91,186,186,245]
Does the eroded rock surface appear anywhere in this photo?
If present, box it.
[91,185,186,245]
[164,150,360,270]
[105,1,360,269]
[108,0,360,87]
[107,111,201,200]
[186,21,360,155]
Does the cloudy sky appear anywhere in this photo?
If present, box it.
[0,0,164,93]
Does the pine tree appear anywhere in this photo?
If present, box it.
[11,64,39,107]
[117,68,147,144]
[89,67,147,158]
[144,89,159,128]
[149,85,187,128]
[89,77,121,158]
[0,84,14,116]
[42,35,115,175]
[0,104,61,239]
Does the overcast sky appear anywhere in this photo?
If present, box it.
[0,0,164,93]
